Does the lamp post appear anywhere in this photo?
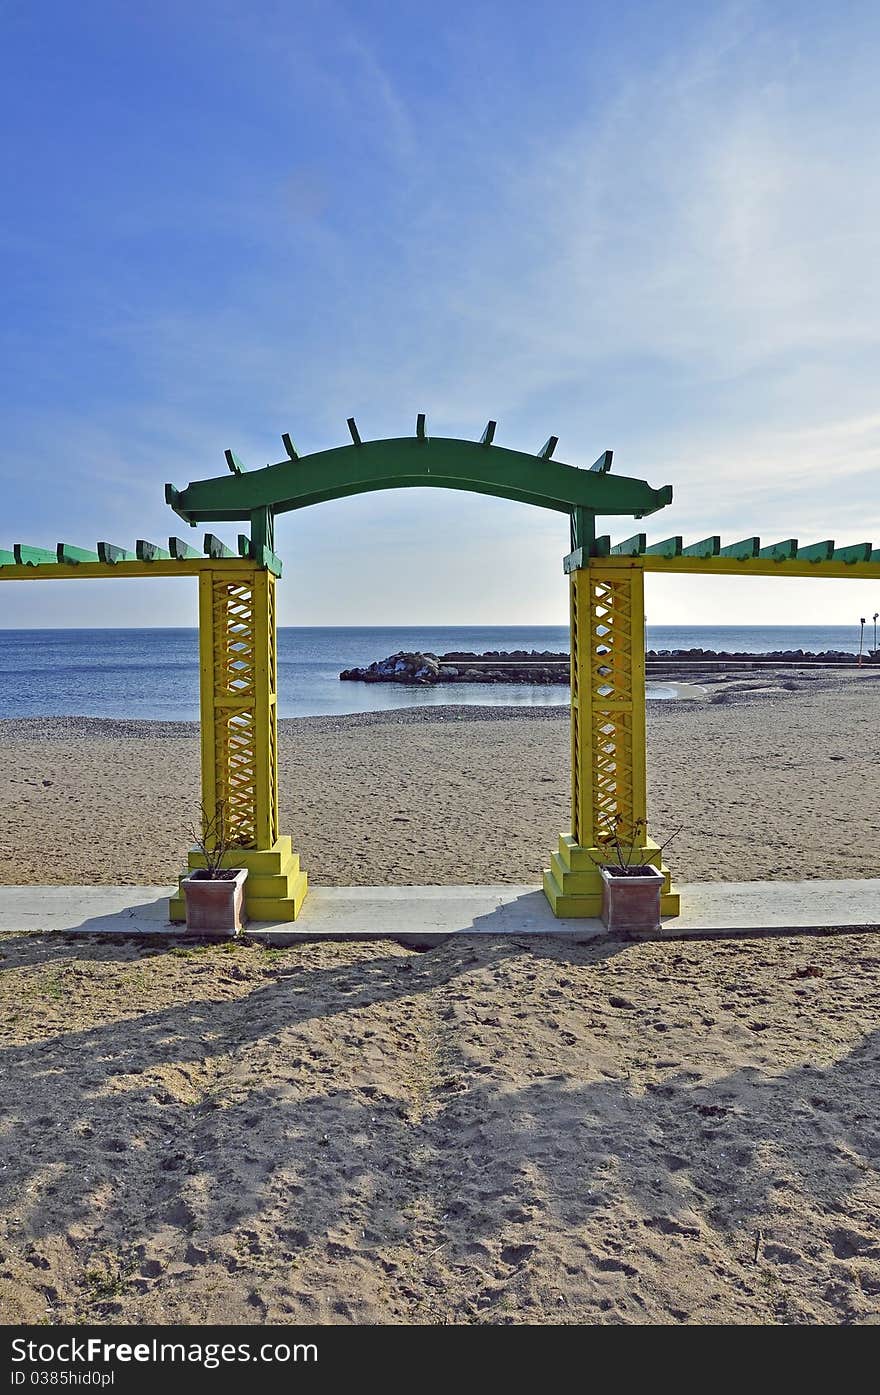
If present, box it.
[874,612,878,654]
[859,617,866,662]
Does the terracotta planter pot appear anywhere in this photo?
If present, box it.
[600,864,664,935]
[181,868,248,935]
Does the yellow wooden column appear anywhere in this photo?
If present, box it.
[169,564,307,923]
[544,559,679,917]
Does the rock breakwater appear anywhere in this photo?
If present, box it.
[340,647,872,686]
[339,650,570,685]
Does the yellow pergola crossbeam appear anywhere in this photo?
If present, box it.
[596,555,880,580]
[0,558,265,582]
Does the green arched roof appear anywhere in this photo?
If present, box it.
[166,421,672,525]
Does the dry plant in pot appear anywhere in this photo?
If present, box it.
[592,817,680,935]
[181,801,248,936]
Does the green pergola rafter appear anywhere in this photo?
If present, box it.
[570,532,880,579]
[0,532,282,579]
[165,418,674,544]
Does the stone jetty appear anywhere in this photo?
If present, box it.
[339,650,570,685]
[339,647,873,686]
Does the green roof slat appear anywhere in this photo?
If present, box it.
[592,535,612,557]
[14,544,56,565]
[797,540,834,562]
[281,433,298,461]
[719,537,760,559]
[589,450,613,473]
[0,548,16,565]
[237,534,281,575]
[204,534,236,559]
[563,547,588,574]
[253,546,282,577]
[57,544,100,564]
[645,536,682,557]
[169,537,202,560]
[538,435,559,460]
[682,536,721,558]
[136,540,171,561]
[97,542,137,564]
[416,413,427,441]
[611,533,646,556]
[347,417,362,447]
[480,420,496,447]
[833,543,872,563]
[224,450,246,475]
[758,539,798,560]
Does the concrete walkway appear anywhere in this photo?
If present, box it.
[0,880,878,946]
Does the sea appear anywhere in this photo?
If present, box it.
[0,625,869,721]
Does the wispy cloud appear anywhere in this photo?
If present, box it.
[3,1,879,626]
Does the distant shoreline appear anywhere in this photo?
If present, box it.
[2,669,878,740]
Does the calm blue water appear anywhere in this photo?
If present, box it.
[0,625,867,720]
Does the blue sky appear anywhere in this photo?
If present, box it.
[2,0,879,627]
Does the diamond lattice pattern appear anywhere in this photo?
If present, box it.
[266,579,278,844]
[589,577,635,841]
[214,581,257,845]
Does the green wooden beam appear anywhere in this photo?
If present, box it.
[136,540,171,561]
[611,533,646,556]
[563,548,588,574]
[204,533,236,559]
[645,536,683,557]
[0,549,15,566]
[249,505,274,551]
[169,536,202,560]
[590,450,613,473]
[833,543,872,563]
[480,420,496,447]
[57,544,100,564]
[592,535,612,557]
[758,539,798,561]
[797,540,834,563]
[14,544,57,565]
[538,436,558,460]
[165,483,192,526]
[570,505,595,553]
[719,537,760,559]
[97,542,137,564]
[281,433,298,461]
[168,435,672,523]
[347,417,362,447]
[254,546,282,576]
[416,413,427,441]
[237,535,283,576]
[682,536,721,558]
[224,450,246,475]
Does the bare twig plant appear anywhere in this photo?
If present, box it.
[188,800,235,879]
[588,814,682,876]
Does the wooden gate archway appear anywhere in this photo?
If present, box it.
[3,417,879,922]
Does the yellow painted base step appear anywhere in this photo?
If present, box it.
[543,833,680,919]
[169,837,309,924]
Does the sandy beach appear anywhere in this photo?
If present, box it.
[1,674,879,1325]
[0,670,878,887]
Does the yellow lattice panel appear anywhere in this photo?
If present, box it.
[545,561,670,918]
[570,571,582,843]
[181,565,308,923]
